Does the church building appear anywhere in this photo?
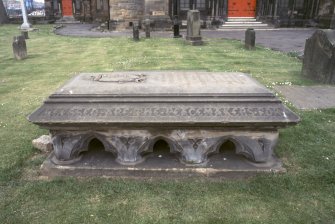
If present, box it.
[44,0,335,30]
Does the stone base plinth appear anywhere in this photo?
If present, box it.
[41,149,285,179]
[185,36,204,45]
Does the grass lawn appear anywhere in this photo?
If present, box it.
[0,24,334,223]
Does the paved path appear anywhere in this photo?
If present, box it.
[214,29,316,55]
[55,24,316,55]
[55,24,335,110]
[274,86,335,110]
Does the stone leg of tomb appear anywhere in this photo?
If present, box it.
[170,130,219,165]
[50,131,116,164]
[108,134,151,165]
[51,132,88,164]
[221,133,279,163]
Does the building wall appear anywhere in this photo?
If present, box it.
[258,0,335,28]
[109,0,144,29]
[43,0,334,29]
[144,0,169,16]
[317,0,334,27]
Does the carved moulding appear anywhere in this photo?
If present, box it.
[49,129,278,166]
[50,131,116,165]
[50,130,153,165]
[169,130,278,165]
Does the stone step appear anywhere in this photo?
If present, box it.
[218,26,272,30]
[227,17,257,22]
[220,20,270,30]
[225,21,263,24]
[55,16,81,24]
[221,23,268,27]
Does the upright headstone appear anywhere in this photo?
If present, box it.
[330,11,335,29]
[144,19,151,38]
[133,23,140,41]
[21,31,29,39]
[12,35,27,60]
[302,30,335,84]
[185,10,203,45]
[245,28,255,50]
[173,15,182,38]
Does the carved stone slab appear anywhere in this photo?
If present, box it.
[29,71,298,126]
[28,71,299,168]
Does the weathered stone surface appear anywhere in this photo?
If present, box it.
[28,71,299,167]
[21,31,29,39]
[144,18,151,38]
[12,35,27,60]
[245,28,255,50]
[133,24,140,41]
[173,15,182,38]
[32,135,53,152]
[41,148,286,178]
[186,10,203,46]
[109,0,144,30]
[302,29,335,84]
[274,85,335,109]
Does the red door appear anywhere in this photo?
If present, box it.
[62,0,73,16]
[228,0,257,17]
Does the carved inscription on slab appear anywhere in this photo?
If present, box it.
[41,105,284,119]
[93,73,146,83]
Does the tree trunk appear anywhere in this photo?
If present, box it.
[0,0,9,24]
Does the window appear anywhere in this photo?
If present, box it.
[180,0,190,10]
[280,0,289,8]
[53,0,58,10]
[97,0,103,11]
[196,0,205,9]
[295,0,304,9]
[75,0,81,11]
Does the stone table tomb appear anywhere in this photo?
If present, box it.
[28,71,299,177]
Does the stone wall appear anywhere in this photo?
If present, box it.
[143,0,171,30]
[90,0,110,22]
[144,0,168,16]
[109,0,145,29]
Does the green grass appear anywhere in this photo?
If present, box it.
[0,24,334,223]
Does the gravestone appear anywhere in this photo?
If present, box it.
[173,15,182,38]
[245,28,255,50]
[185,10,203,45]
[302,30,335,84]
[21,31,29,39]
[132,23,140,41]
[28,71,299,177]
[144,19,151,38]
[12,35,27,60]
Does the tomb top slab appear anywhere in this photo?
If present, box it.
[28,71,299,127]
[54,71,270,96]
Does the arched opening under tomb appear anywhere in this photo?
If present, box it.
[208,138,248,165]
[152,140,171,155]
[219,140,237,156]
[143,138,179,163]
[87,138,105,152]
[79,137,115,162]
